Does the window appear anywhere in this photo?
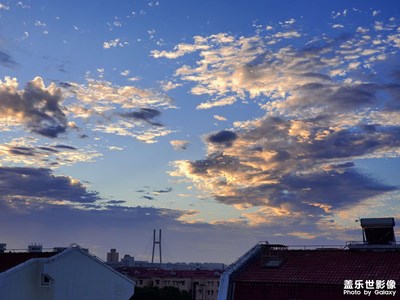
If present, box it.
[41,274,53,287]
[263,258,284,268]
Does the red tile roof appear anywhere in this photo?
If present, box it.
[234,248,400,285]
[0,252,57,273]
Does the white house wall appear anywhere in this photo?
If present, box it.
[0,259,54,300]
[44,249,134,300]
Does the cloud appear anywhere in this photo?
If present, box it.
[196,96,237,110]
[153,187,173,194]
[0,77,67,138]
[207,130,237,147]
[170,140,190,150]
[274,30,301,38]
[0,138,101,168]
[214,115,227,121]
[62,78,175,143]
[63,78,174,114]
[106,200,126,205]
[93,123,173,144]
[119,108,163,126]
[160,81,182,92]
[34,20,46,27]
[103,38,129,49]
[154,17,400,113]
[166,17,400,226]
[332,24,344,29]
[0,51,17,68]
[151,36,211,59]
[120,70,130,76]
[0,167,100,206]
[172,116,399,215]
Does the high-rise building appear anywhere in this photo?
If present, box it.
[107,248,119,264]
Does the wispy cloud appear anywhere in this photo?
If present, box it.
[103,38,129,49]
[62,78,175,143]
[0,138,101,168]
[0,51,18,68]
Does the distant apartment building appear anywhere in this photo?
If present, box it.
[107,248,120,264]
[121,254,135,267]
[0,244,134,300]
[121,267,221,300]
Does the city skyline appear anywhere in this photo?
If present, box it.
[0,0,400,264]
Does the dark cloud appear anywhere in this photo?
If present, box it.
[381,83,400,111]
[153,187,173,193]
[1,144,82,166]
[0,51,17,68]
[189,154,240,176]
[329,162,355,170]
[106,200,126,205]
[37,147,60,153]
[53,144,77,150]
[291,82,378,114]
[9,146,36,156]
[281,170,396,208]
[142,195,155,201]
[207,130,237,147]
[57,81,73,88]
[57,64,67,73]
[327,84,377,110]
[304,126,400,160]
[0,167,99,203]
[301,72,332,82]
[119,108,163,126]
[0,77,68,138]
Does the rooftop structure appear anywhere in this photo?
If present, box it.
[219,217,400,300]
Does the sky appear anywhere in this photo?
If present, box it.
[1,0,400,264]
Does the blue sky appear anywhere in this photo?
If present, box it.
[1,0,400,263]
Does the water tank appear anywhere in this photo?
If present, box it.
[360,218,395,245]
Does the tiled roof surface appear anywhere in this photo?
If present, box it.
[234,249,400,285]
[0,252,57,273]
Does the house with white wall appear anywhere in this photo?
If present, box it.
[0,244,134,300]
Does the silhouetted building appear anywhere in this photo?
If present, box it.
[219,218,400,300]
[121,267,221,300]
[107,248,119,264]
